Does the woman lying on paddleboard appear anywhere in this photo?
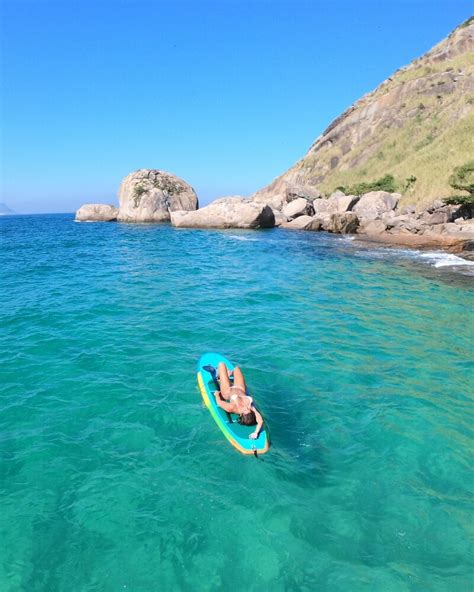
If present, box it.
[213,362,264,440]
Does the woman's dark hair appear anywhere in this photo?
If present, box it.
[239,411,257,426]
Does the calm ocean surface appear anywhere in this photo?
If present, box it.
[1,214,473,591]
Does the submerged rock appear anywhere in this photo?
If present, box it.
[75,204,118,222]
[117,169,198,222]
[170,199,275,229]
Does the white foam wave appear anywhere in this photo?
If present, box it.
[227,235,259,242]
[419,252,474,268]
[350,242,474,274]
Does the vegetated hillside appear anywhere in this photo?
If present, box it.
[254,18,474,207]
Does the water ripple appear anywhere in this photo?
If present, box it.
[1,215,473,591]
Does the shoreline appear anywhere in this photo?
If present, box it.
[6,210,474,269]
[350,230,474,262]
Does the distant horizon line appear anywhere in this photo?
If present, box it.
[0,211,76,216]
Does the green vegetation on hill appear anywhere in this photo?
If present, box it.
[310,83,474,205]
[443,161,474,204]
[336,174,397,196]
[460,16,474,28]
[448,161,474,195]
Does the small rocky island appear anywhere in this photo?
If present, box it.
[76,169,198,223]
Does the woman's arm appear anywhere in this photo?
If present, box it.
[249,408,264,440]
[213,391,234,413]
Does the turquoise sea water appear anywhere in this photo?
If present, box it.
[1,214,473,591]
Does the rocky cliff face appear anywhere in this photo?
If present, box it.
[117,169,198,222]
[253,19,474,207]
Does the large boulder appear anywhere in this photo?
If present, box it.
[117,169,198,222]
[75,204,118,222]
[253,192,286,211]
[418,211,450,225]
[211,195,247,205]
[359,219,388,235]
[398,205,416,215]
[313,193,359,216]
[282,197,314,220]
[170,199,275,229]
[382,213,425,234]
[285,184,322,202]
[353,191,401,221]
[440,221,474,239]
[252,181,321,211]
[272,210,288,227]
[417,202,473,224]
[281,215,321,231]
[322,212,359,234]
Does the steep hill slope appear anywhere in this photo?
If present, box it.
[254,19,474,207]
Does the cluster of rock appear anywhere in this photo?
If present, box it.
[76,168,473,255]
[76,170,198,223]
[76,170,275,229]
[263,183,473,253]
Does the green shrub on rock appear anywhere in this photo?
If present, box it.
[443,162,474,206]
[448,161,474,195]
[133,183,148,207]
[335,174,397,196]
[443,195,474,205]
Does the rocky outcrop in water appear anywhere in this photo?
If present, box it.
[75,169,198,223]
[75,204,118,222]
[117,169,198,222]
[171,198,275,229]
[277,188,474,255]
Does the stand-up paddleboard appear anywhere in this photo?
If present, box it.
[197,352,270,455]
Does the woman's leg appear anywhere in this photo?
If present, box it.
[217,362,232,398]
[232,366,247,393]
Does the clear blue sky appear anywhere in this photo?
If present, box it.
[0,0,471,213]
